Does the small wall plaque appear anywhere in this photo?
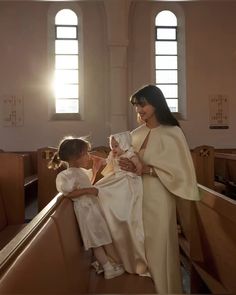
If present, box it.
[2,95,24,127]
[209,94,229,129]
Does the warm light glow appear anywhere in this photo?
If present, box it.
[155,10,177,26]
[54,9,79,114]
[55,9,77,25]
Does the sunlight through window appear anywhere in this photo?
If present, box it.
[54,9,79,114]
[155,10,178,112]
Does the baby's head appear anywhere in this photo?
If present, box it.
[109,131,132,158]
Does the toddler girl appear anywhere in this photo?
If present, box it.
[49,136,124,279]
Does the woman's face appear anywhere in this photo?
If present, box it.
[134,100,156,123]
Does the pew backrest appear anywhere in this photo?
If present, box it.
[0,194,91,294]
[215,152,236,183]
[37,147,60,211]
[191,145,215,189]
[0,194,156,294]
[178,185,236,294]
[0,153,25,224]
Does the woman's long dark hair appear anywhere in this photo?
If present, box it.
[130,84,180,127]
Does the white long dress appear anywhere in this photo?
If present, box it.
[131,124,200,294]
[56,167,112,250]
[95,150,148,275]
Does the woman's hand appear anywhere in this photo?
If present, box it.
[118,157,136,173]
[86,187,99,196]
[119,157,156,177]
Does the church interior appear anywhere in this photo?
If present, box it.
[0,0,236,294]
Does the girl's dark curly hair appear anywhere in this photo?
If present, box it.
[48,136,90,170]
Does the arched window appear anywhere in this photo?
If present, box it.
[154,7,186,118]
[48,4,83,120]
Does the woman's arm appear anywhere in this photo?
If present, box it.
[130,155,142,175]
[66,187,99,199]
[119,156,157,177]
[142,164,157,177]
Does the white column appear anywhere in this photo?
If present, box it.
[104,0,131,134]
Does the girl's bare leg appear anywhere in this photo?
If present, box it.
[93,246,109,265]
[93,245,125,279]
[104,243,121,263]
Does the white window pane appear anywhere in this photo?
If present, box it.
[155,10,177,26]
[166,99,178,112]
[156,70,177,84]
[157,28,176,40]
[55,84,79,99]
[55,70,78,84]
[57,27,77,39]
[155,56,177,69]
[55,9,78,25]
[157,84,178,98]
[56,99,79,113]
[55,55,78,69]
[55,40,78,54]
[155,41,177,55]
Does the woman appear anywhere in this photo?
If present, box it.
[120,85,200,294]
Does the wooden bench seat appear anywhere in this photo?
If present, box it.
[24,174,38,187]
[0,193,26,251]
[0,152,38,249]
[215,153,236,198]
[0,224,26,251]
[177,185,236,294]
[191,145,226,194]
[37,147,60,211]
[0,194,155,294]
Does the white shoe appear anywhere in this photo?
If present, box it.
[104,264,125,280]
[91,260,104,274]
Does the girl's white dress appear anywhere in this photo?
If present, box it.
[95,150,148,275]
[56,167,112,250]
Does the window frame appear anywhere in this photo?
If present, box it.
[48,3,84,121]
[151,4,187,120]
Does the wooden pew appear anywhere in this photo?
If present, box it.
[0,192,26,251]
[177,185,236,294]
[0,151,38,205]
[0,151,38,249]
[191,145,226,193]
[215,148,236,154]
[215,153,236,182]
[37,147,59,211]
[215,153,236,198]
[0,153,30,250]
[0,153,27,224]
[0,194,155,294]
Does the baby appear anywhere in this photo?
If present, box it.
[93,131,149,276]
